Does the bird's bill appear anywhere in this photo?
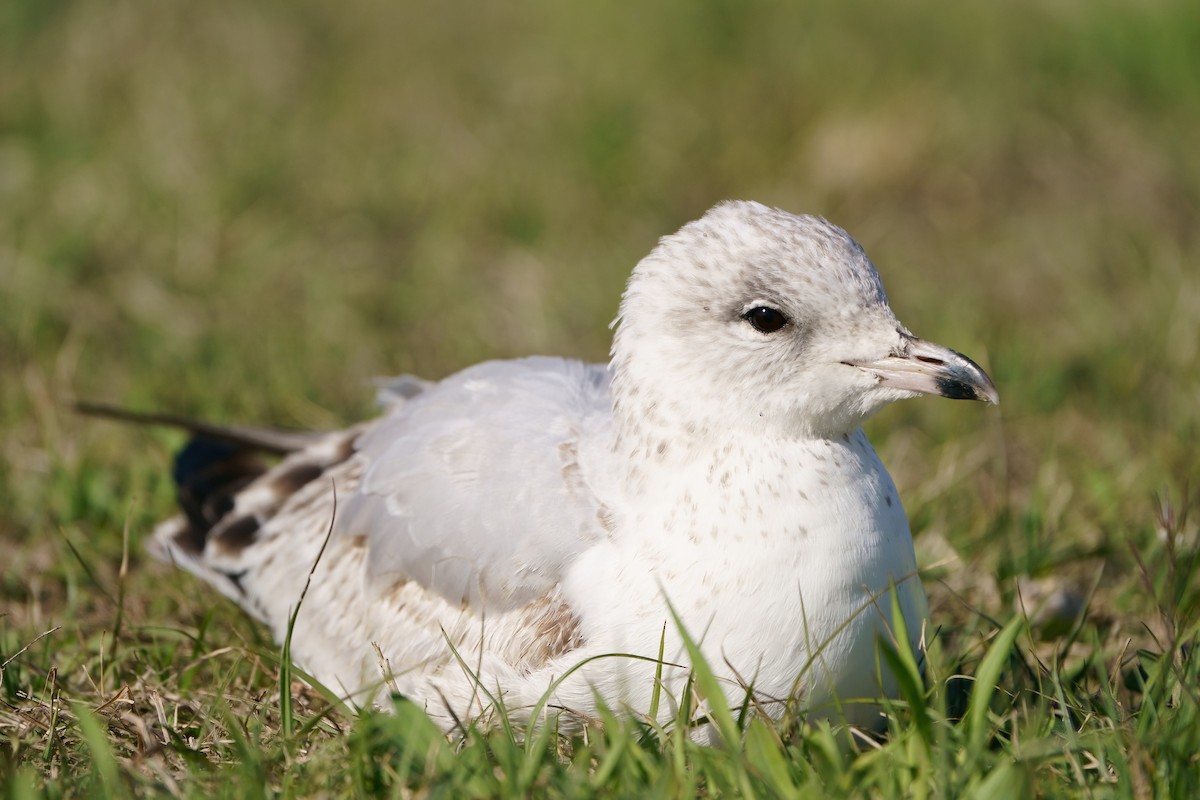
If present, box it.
[847,338,999,404]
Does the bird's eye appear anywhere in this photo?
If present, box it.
[743,306,788,334]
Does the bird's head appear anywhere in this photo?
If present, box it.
[611,201,997,441]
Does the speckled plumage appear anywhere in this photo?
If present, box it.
[145,201,997,738]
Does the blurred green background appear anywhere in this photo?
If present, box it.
[2,0,1199,701]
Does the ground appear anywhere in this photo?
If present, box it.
[2,0,1199,796]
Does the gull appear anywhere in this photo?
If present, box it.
[84,201,997,736]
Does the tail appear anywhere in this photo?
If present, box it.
[78,401,361,610]
[76,401,323,454]
[78,401,329,554]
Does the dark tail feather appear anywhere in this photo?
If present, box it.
[75,401,322,455]
[171,438,270,553]
[77,400,328,555]
[81,401,363,566]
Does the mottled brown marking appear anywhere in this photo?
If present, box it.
[213,515,261,553]
[170,521,206,556]
[518,593,585,672]
[559,440,585,491]
[333,434,357,463]
[271,462,326,497]
[386,578,410,604]
[279,457,365,521]
[559,460,583,491]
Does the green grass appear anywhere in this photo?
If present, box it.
[3,0,1200,795]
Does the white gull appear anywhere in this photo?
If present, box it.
[92,200,997,736]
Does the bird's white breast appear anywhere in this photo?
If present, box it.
[558,428,926,727]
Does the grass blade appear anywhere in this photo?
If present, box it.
[967,617,1024,755]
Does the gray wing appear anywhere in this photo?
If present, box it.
[334,356,618,610]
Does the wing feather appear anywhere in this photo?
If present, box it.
[335,356,616,609]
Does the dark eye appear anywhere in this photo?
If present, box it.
[743,306,788,334]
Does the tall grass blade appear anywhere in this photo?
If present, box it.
[967,617,1023,755]
[663,599,740,746]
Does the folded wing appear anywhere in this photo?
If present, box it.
[335,356,617,610]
